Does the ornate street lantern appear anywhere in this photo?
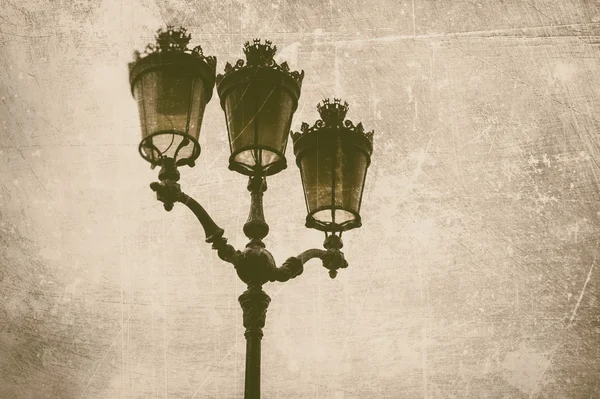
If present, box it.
[292,99,374,233]
[216,39,304,177]
[128,28,374,399]
[129,27,216,168]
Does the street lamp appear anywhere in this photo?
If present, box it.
[128,26,374,399]
[129,27,216,168]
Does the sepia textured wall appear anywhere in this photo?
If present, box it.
[1,0,599,398]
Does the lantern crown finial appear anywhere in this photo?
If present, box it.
[131,26,216,69]
[291,99,374,146]
[243,39,277,66]
[317,98,349,126]
[217,39,304,85]
[155,26,191,52]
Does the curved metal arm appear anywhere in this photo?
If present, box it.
[150,180,241,265]
[270,257,304,282]
[177,192,241,265]
[177,192,224,243]
[297,248,327,264]
[272,246,349,282]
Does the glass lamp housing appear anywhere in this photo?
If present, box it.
[292,99,373,233]
[129,27,216,168]
[216,39,303,177]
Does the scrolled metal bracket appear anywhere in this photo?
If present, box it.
[274,234,349,282]
[147,159,350,280]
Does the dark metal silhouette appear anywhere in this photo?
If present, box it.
[130,27,372,399]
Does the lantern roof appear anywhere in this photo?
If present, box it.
[130,26,216,67]
[216,39,304,86]
[128,27,217,98]
[291,98,374,149]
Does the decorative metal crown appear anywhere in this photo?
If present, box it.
[291,98,374,144]
[156,26,191,52]
[317,98,349,126]
[216,38,304,85]
[244,39,277,66]
[132,26,216,69]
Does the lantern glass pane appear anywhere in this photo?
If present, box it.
[300,146,333,216]
[298,133,368,229]
[133,67,207,163]
[224,79,294,174]
[335,146,367,215]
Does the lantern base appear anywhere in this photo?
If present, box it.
[228,145,287,177]
[305,207,362,232]
[139,130,201,168]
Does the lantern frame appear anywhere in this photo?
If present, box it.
[129,26,216,168]
[216,39,304,177]
[291,99,374,233]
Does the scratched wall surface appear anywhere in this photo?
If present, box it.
[1,0,599,398]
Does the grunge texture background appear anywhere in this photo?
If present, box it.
[0,0,599,398]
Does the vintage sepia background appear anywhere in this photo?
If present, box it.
[1,0,600,398]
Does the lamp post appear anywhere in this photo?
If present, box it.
[128,26,374,399]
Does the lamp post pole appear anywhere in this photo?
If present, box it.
[130,27,374,399]
[239,175,271,399]
[239,287,270,398]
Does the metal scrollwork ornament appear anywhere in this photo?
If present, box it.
[216,38,304,85]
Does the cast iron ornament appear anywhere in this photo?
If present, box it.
[216,38,304,85]
[130,28,373,399]
[131,26,216,68]
[291,98,374,144]
[148,159,350,281]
